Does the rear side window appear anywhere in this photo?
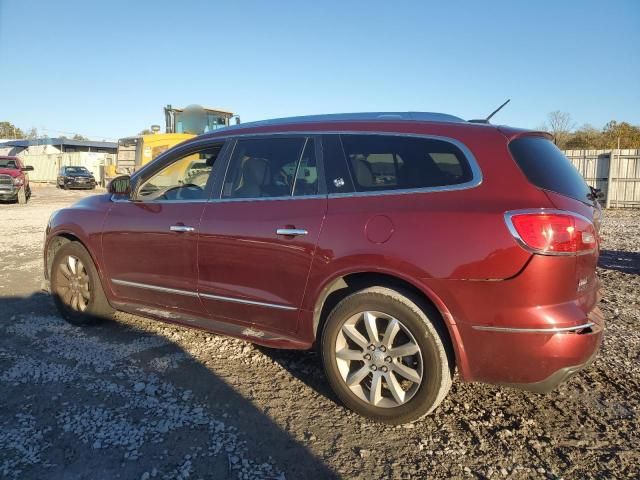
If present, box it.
[339,135,473,192]
[509,136,591,204]
[223,137,309,199]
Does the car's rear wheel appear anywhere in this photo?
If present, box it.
[321,286,453,424]
[50,242,114,325]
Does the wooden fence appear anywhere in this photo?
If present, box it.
[564,149,640,208]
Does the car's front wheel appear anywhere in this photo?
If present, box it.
[321,286,453,424]
[17,188,27,204]
[50,242,114,325]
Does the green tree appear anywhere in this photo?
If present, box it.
[565,124,604,149]
[138,129,153,135]
[600,121,640,149]
[72,134,88,140]
[0,121,25,139]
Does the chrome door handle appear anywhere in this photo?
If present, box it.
[276,228,308,236]
[170,225,195,232]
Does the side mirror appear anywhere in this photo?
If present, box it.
[108,175,132,196]
[22,165,34,171]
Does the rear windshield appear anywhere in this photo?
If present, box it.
[509,136,591,204]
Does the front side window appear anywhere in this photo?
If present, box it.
[339,135,473,192]
[223,137,316,199]
[137,144,223,201]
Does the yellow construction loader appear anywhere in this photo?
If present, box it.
[106,105,236,181]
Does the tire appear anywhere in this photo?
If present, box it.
[321,286,453,424]
[17,188,26,204]
[50,242,114,325]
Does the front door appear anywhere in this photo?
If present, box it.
[102,142,226,314]
[198,135,326,334]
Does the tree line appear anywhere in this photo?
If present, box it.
[3,115,639,150]
[0,122,88,141]
[540,111,640,150]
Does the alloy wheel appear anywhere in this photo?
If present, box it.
[56,255,91,312]
[334,311,423,408]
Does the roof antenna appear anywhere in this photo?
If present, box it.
[469,99,511,124]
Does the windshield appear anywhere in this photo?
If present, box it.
[174,111,228,134]
[0,158,18,169]
[66,167,90,174]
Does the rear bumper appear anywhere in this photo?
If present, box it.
[458,306,604,389]
[427,254,604,390]
[503,345,600,393]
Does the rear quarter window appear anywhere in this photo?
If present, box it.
[509,136,591,204]
[338,134,473,192]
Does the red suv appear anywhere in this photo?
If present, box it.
[44,112,604,424]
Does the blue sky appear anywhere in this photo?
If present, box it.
[1,0,639,140]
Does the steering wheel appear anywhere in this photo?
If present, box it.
[161,183,203,200]
[274,168,292,190]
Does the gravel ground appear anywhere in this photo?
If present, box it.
[0,185,639,479]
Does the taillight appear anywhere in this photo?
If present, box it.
[505,209,597,256]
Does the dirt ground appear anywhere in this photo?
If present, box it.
[0,184,638,479]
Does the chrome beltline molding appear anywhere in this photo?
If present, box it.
[111,278,297,311]
[472,322,595,333]
[111,279,198,297]
[198,292,297,311]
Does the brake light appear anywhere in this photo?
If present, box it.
[505,210,597,255]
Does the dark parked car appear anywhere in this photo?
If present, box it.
[0,156,33,204]
[43,112,604,424]
[57,166,96,190]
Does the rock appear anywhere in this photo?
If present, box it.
[358,449,371,459]
[134,382,146,392]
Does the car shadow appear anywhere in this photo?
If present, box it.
[255,346,341,406]
[598,249,640,275]
[0,292,338,479]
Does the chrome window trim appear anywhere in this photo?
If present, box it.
[199,292,297,311]
[204,130,482,202]
[504,208,597,257]
[111,196,210,204]
[472,322,595,333]
[111,279,297,311]
[111,279,199,297]
[208,194,326,203]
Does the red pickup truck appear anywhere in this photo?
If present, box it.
[0,156,34,204]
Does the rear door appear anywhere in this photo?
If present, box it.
[197,135,326,334]
[102,141,227,314]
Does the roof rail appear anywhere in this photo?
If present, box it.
[219,111,466,131]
